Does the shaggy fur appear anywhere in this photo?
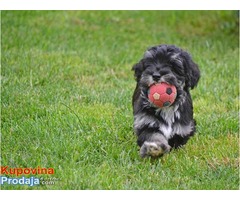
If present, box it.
[132,44,200,158]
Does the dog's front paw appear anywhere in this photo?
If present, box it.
[140,141,171,158]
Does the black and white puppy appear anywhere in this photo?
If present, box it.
[132,44,200,158]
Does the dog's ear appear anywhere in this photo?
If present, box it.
[132,60,144,82]
[181,52,200,89]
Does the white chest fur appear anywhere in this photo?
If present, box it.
[156,106,179,124]
[159,122,193,139]
[156,106,193,139]
[134,106,193,140]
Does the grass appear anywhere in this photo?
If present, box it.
[1,11,239,190]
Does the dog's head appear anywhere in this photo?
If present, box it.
[132,45,200,106]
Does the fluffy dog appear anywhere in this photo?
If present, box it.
[132,44,200,158]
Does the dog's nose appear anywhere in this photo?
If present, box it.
[152,72,161,81]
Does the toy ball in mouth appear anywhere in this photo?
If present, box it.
[148,82,177,108]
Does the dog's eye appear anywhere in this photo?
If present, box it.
[160,69,171,75]
[144,66,154,73]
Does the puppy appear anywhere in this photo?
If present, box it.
[132,44,200,158]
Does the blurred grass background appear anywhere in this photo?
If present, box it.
[1,11,239,189]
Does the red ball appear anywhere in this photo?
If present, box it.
[148,82,177,108]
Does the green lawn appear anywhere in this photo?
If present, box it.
[1,11,239,190]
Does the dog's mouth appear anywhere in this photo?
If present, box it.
[140,74,184,106]
[143,74,178,88]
